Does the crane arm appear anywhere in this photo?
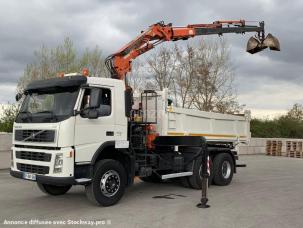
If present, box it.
[105,20,266,80]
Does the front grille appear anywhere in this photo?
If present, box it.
[16,151,51,162]
[15,130,55,142]
[14,144,61,150]
[17,163,49,174]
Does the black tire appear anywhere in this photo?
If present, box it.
[37,183,72,196]
[179,176,191,188]
[139,173,163,183]
[85,159,126,206]
[213,153,234,186]
[187,157,213,189]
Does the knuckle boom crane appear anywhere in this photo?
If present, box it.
[105,20,280,81]
[104,20,280,208]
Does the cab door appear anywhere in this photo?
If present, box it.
[74,86,115,163]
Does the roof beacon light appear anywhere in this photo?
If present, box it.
[58,72,65,78]
[82,68,89,77]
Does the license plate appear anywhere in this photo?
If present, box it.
[22,172,36,181]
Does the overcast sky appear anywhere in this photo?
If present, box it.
[0,0,302,118]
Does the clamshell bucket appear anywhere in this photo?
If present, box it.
[246,37,267,54]
[247,33,280,54]
[263,33,280,51]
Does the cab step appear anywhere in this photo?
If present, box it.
[75,178,91,184]
[161,172,193,180]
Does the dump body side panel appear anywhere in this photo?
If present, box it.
[164,107,250,143]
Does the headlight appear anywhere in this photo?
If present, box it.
[54,153,63,173]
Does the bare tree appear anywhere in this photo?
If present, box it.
[147,46,177,91]
[190,39,241,113]
[143,38,242,113]
[18,37,107,92]
[126,60,146,93]
[18,36,242,114]
[47,38,78,75]
[79,46,109,78]
[173,44,196,108]
[287,103,303,120]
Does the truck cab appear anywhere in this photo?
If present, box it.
[11,74,248,206]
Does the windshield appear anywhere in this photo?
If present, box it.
[16,87,79,123]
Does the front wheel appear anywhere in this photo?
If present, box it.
[85,159,126,206]
[37,183,72,196]
[212,153,234,186]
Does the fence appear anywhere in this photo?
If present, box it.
[238,138,267,155]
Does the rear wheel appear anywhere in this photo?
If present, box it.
[179,176,191,188]
[37,183,72,196]
[85,159,126,206]
[213,153,234,186]
[186,157,213,189]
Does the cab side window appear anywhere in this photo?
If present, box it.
[81,88,112,117]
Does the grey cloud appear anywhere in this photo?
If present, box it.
[0,0,302,113]
[0,83,17,103]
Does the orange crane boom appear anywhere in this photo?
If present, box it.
[105,20,279,81]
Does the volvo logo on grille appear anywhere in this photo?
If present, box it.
[15,129,55,142]
[23,130,46,142]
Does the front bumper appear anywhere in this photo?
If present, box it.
[11,146,74,177]
[10,169,76,186]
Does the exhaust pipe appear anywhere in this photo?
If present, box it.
[246,33,280,54]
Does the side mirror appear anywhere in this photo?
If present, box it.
[88,109,98,119]
[89,88,102,109]
[15,93,22,102]
[80,109,99,119]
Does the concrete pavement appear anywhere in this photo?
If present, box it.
[1,155,303,228]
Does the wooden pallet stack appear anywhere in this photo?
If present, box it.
[285,141,303,158]
[272,141,277,156]
[266,140,282,156]
[266,140,272,156]
[291,141,297,157]
[296,142,302,158]
[277,141,282,156]
[286,141,292,157]
[266,139,303,158]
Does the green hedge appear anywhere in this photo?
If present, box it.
[251,117,303,138]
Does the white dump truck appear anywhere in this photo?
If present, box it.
[10,20,279,206]
[11,75,250,206]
